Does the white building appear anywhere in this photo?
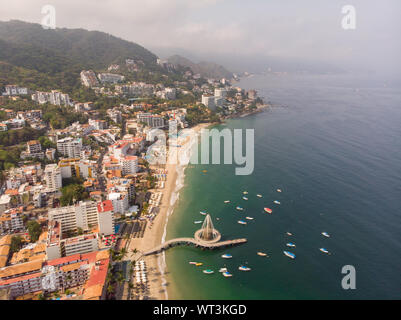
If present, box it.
[202,95,216,111]
[137,113,165,128]
[2,85,28,96]
[98,73,125,84]
[80,70,99,87]
[48,200,115,236]
[31,90,71,107]
[120,156,138,176]
[44,164,62,191]
[58,159,97,180]
[57,137,83,158]
[97,200,115,236]
[107,192,129,214]
[214,88,227,98]
[46,221,99,260]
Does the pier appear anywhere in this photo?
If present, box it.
[143,237,247,256]
[140,214,247,257]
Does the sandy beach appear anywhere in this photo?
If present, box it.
[127,123,210,300]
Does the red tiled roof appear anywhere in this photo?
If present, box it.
[97,200,113,213]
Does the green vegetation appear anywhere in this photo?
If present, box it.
[27,220,42,242]
[10,236,24,253]
[60,183,89,206]
[0,127,45,147]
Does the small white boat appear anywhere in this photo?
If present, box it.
[286,243,296,248]
[219,267,228,273]
[238,265,251,271]
[224,200,230,204]
[274,201,281,205]
[243,191,249,195]
[194,221,203,224]
[257,252,268,257]
[243,197,248,201]
[322,232,330,238]
[257,194,263,198]
[238,220,247,225]
[200,211,207,215]
[283,251,296,259]
[286,232,293,236]
[189,262,198,265]
[246,217,254,220]
[223,272,233,278]
[221,254,233,259]
[203,269,214,274]
[320,248,330,255]
[236,206,244,211]
[277,189,282,193]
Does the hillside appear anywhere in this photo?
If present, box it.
[0,20,158,70]
[0,20,164,93]
[167,55,233,80]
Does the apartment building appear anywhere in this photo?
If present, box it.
[80,70,99,88]
[97,201,115,236]
[0,251,110,300]
[46,221,99,260]
[44,164,62,191]
[48,201,114,236]
[0,208,24,234]
[137,112,165,128]
[57,137,83,158]
[58,158,97,180]
[97,73,125,84]
[2,85,28,96]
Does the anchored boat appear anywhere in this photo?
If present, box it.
[257,252,268,257]
[274,201,281,205]
[257,194,263,198]
[223,272,233,278]
[236,206,244,211]
[238,265,251,271]
[238,220,247,225]
[286,243,296,248]
[203,269,214,274]
[322,232,330,238]
[246,217,254,220]
[283,251,296,259]
[221,254,233,259]
[264,208,273,214]
[320,248,330,254]
[243,197,248,201]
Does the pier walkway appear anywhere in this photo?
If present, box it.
[142,237,247,256]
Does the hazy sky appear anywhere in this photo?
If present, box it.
[0,0,400,74]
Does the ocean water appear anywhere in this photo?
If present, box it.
[165,73,401,300]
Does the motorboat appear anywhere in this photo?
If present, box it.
[264,208,273,214]
[283,251,296,259]
[238,265,251,271]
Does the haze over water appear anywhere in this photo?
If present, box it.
[165,73,401,299]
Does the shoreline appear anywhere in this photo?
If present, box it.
[136,107,269,300]
[127,122,210,300]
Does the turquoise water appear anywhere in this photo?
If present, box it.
[165,74,401,300]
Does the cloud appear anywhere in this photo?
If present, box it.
[0,0,400,73]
